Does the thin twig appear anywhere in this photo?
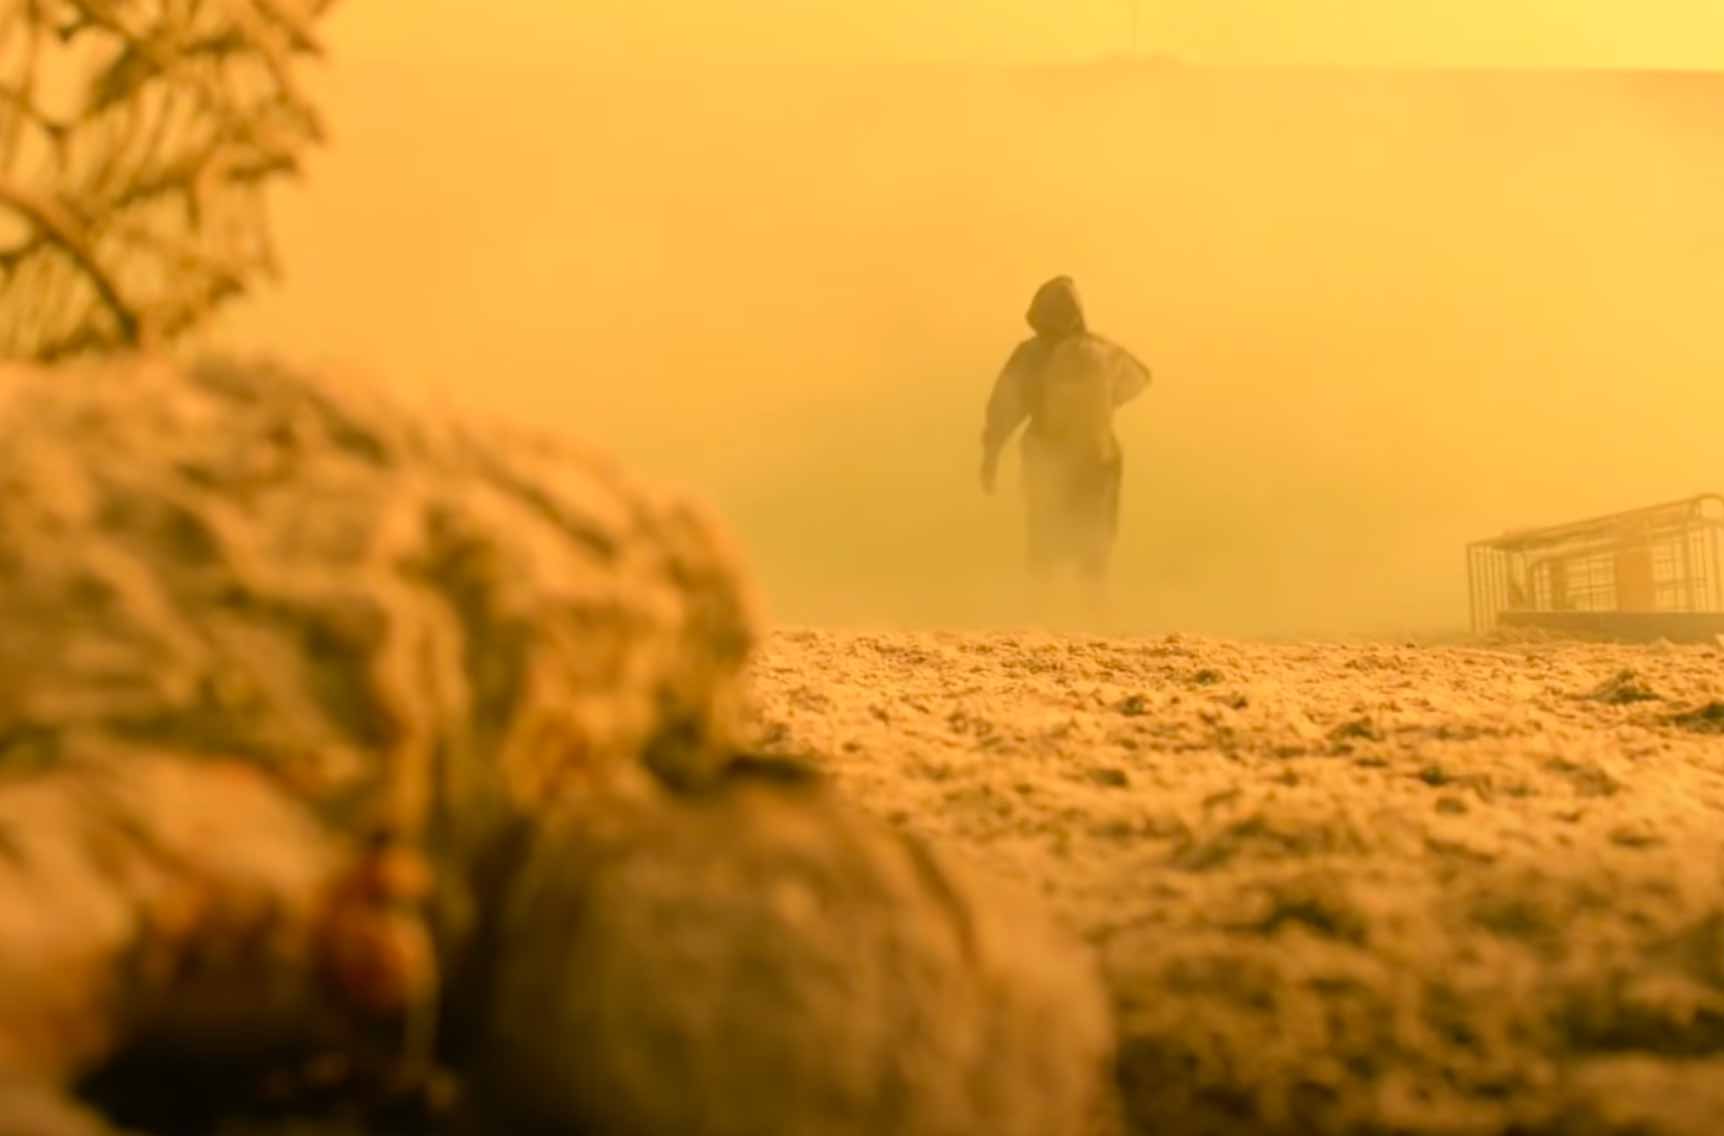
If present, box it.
[0,180,139,343]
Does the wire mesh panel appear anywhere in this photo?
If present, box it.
[1468,494,1724,636]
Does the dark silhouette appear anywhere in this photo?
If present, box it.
[980,276,1152,612]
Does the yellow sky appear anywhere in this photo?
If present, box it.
[331,1,1724,69]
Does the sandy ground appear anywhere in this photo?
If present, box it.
[744,627,1724,1136]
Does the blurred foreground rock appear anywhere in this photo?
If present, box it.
[0,356,1114,1134]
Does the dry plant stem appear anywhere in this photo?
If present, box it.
[0,1,341,361]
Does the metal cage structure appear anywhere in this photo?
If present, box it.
[1467,493,1724,640]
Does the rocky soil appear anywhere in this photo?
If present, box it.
[747,627,1724,1135]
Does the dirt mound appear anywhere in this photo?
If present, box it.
[0,358,1112,1135]
[471,767,1114,1136]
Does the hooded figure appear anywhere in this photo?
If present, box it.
[980,276,1152,599]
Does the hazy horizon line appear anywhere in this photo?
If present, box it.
[326,47,1724,81]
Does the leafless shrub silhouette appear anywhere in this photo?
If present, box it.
[0,0,340,362]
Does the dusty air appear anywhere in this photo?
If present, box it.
[2,4,1723,1136]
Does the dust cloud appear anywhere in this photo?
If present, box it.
[210,32,1724,639]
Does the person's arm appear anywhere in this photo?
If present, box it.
[1101,337,1153,408]
[980,342,1036,493]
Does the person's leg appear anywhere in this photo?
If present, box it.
[1024,529,1058,627]
[1021,447,1061,627]
[1077,557,1108,623]
[1075,457,1123,629]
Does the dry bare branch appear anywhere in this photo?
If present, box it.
[0,0,341,361]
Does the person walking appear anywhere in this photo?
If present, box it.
[980,275,1153,616]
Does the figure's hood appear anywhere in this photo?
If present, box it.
[1025,275,1086,337]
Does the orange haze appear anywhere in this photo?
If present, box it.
[208,9,1724,638]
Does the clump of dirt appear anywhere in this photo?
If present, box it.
[1670,701,1724,733]
[1586,668,1662,704]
